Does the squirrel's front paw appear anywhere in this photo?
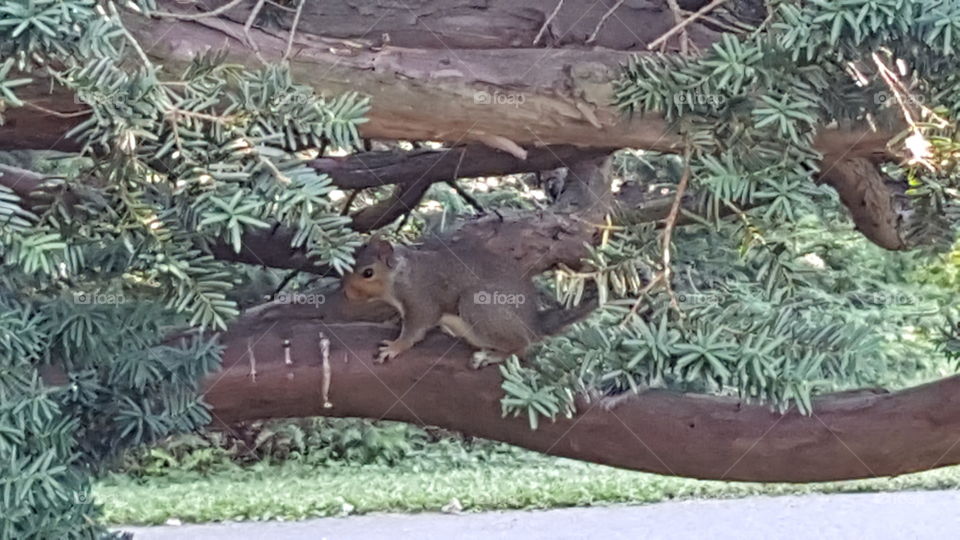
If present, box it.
[470,350,506,370]
[376,339,408,363]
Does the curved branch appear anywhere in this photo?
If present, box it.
[206,292,960,482]
[349,173,435,232]
[818,157,907,250]
[330,144,615,232]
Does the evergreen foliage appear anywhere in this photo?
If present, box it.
[500,0,960,425]
[0,1,364,536]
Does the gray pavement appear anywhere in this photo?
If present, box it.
[118,490,960,539]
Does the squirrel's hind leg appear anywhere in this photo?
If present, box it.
[437,314,513,369]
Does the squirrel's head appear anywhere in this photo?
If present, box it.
[342,236,397,301]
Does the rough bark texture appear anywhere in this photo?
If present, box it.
[207,292,960,483]
[3,1,896,162]
[818,156,907,250]
[218,0,719,50]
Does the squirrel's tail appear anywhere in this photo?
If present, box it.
[537,285,599,336]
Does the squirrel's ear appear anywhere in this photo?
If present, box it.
[370,234,396,268]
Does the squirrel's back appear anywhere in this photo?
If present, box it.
[342,237,594,359]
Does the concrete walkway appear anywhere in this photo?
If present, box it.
[119,490,960,539]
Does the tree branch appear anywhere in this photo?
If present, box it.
[221,147,616,269]
[818,156,907,250]
[310,145,615,190]
[4,10,896,161]
[0,149,914,284]
[349,174,435,232]
[322,144,616,232]
[206,290,960,483]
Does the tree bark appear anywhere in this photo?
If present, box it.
[818,156,907,250]
[206,291,960,483]
[310,144,615,190]
[212,0,720,50]
[3,2,897,163]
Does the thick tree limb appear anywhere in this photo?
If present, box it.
[310,144,615,190]
[205,292,960,483]
[2,151,911,280]
[201,0,721,51]
[4,9,896,161]
[208,197,604,275]
[203,228,326,274]
[212,147,613,272]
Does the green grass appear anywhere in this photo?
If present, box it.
[97,455,960,525]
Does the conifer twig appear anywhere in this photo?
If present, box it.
[283,0,306,62]
[446,180,485,213]
[586,0,625,44]
[620,145,692,324]
[151,0,246,20]
[244,0,268,64]
[446,147,484,213]
[340,189,361,215]
[648,0,730,51]
[660,146,692,312]
[533,0,565,45]
[23,102,91,119]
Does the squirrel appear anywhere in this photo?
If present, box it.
[341,236,596,367]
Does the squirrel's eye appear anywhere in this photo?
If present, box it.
[362,268,375,278]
